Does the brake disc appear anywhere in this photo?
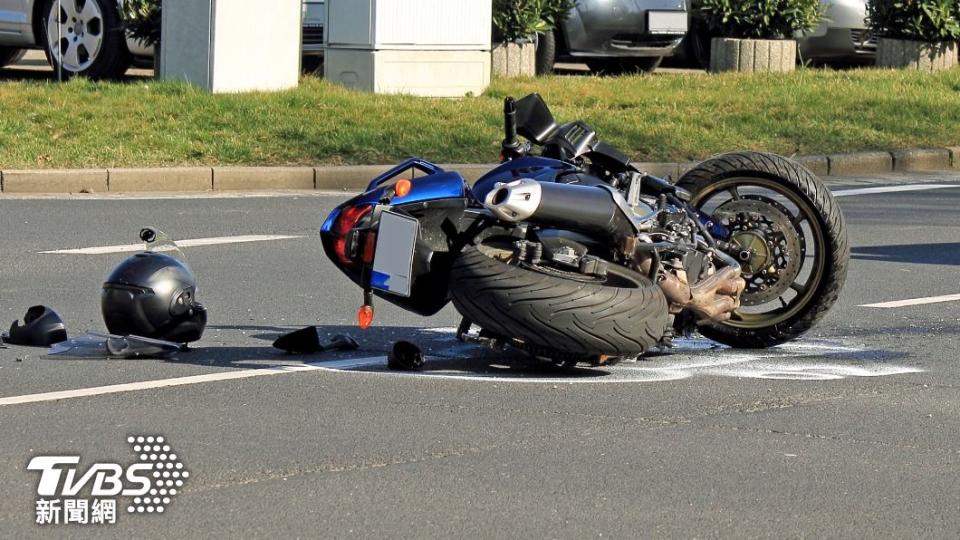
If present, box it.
[714,197,804,306]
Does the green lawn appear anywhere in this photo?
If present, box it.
[0,68,958,169]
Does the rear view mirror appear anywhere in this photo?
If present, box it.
[515,93,559,145]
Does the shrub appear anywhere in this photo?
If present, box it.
[866,0,960,42]
[493,0,574,42]
[695,0,824,39]
[122,0,161,48]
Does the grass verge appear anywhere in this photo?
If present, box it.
[0,68,959,169]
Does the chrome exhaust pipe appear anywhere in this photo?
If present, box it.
[483,179,640,237]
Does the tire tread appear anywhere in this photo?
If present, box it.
[677,151,849,348]
[450,247,670,358]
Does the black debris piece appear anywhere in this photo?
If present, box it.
[3,306,68,347]
[388,341,424,371]
[273,326,325,354]
[328,334,360,351]
[273,328,362,354]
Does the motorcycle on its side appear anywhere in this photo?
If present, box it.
[321,94,848,365]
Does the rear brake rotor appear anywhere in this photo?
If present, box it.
[714,197,803,305]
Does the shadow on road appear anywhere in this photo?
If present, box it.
[177,325,913,383]
[168,324,613,379]
[852,242,960,266]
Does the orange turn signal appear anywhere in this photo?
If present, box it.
[358,305,375,330]
[394,178,412,198]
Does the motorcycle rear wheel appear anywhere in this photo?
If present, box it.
[676,151,849,348]
[449,241,669,361]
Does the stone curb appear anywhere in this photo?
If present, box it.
[0,148,957,194]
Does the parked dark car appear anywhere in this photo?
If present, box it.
[678,0,873,69]
[537,0,688,75]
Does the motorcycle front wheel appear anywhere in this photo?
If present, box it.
[676,151,849,348]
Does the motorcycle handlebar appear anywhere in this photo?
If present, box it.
[502,97,519,150]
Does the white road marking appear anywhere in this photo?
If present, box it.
[860,293,960,308]
[39,235,303,255]
[315,338,922,384]
[831,184,960,197]
[0,357,382,407]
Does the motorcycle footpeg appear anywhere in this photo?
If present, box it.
[456,318,486,344]
[456,318,507,350]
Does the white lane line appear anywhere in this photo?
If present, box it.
[39,235,303,255]
[0,357,383,407]
[832,184,960,197]
[860,293,960,308]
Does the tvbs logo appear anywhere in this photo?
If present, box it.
[27,435,189,525]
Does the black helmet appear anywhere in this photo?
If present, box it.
[101,252,207,343]
[3,305,68,347]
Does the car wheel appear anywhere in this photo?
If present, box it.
[535,31,557,75]
[688,18,712,70]
[0,46,26,69]
[302,55,323,75]
[42,0,131,79]
[586,57,662,75]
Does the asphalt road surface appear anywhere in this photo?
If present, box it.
[1,171,959,538]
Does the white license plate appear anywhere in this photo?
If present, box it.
[647,11,687,35]
[371,210,419,297]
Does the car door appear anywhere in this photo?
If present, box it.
[0,0,28,40]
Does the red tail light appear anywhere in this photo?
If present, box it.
[332,205,373,266]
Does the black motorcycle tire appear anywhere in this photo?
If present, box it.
[449,244,670,360]
[676,151,849,348]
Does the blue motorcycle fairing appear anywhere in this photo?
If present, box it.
[351,170,468,208]
[472,156,579,202]
[320,160,473,317]
[365,158,446,192]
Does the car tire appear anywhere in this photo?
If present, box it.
[586,57,662,75]
[42,0,131,79]
[535,31,557,75]
[302,55,323,75]
[688,18,712,70]
[0,46,26,69]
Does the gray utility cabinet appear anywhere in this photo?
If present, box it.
[324,0,492,97]
[160,0,301,93]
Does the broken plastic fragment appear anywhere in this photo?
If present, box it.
[3,306,68,347]
[273,328,361,354]
[47,332,180,359]
[388,341,424,371]
[328,334,359,351]
[140,227,187,262]
[273,326,325,354]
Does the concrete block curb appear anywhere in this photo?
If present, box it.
[827,152,894,177]
[1,169,108,194]
[793,155,830,177]
[945,146,960,169]
[214,166,314,191]
[2,148,958,194]
[108,167,213,192]
[315,165,390,191]
[892,148,951,172]
[634,162,681,180]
